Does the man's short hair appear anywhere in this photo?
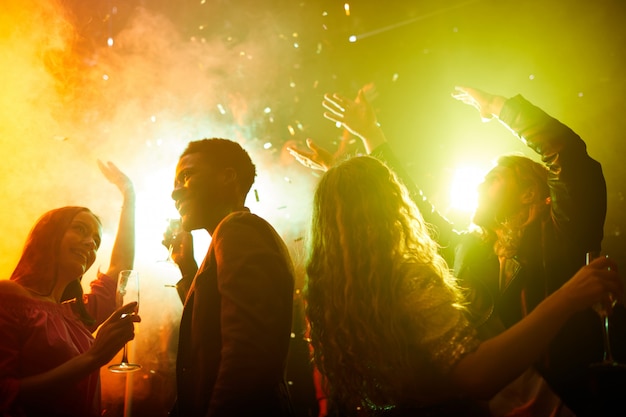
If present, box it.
[182,138,257,196]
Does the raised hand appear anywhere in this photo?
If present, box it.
[451,86,507,122]
[323,86,387,154]
[289,84,388,171]
[97,159,135,291]
[97,160,134,198]
[323,89,378,139]
[287,138,335,172]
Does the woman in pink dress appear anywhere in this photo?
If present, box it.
[0,161,140,417]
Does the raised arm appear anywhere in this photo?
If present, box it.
[451,86,506,122]
[97,160,135,278]
[82,161,136,327]
[287,138,336,172]
[453,86,607,260]
[288,85,385,171]
[322,87,387,154]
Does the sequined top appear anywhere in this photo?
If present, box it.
[391,267,481,407]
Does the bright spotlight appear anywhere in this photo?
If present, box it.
[449,166,483,213]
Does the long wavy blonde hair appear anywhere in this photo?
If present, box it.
[305,156,461,409]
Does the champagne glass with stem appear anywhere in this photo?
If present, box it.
[160,218,182,264]
[159,218,183,288]
[108,269,141,373]
[586,252,624,368]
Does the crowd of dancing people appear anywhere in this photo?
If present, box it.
[1,85,625,417]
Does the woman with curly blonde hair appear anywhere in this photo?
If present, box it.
[305,156,621,417]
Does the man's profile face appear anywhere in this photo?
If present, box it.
[172,153,223,231]
[473,164,522,229]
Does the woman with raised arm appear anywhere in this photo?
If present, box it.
[291,86,615,416]
[0,161,140,417]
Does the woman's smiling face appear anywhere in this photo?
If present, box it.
[58,211,102,280]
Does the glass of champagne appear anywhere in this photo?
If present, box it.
[159,218,183,288]
[108,270,141,373]
[160,218,182,264]
[586,252,626,416]
[586,252,621,367]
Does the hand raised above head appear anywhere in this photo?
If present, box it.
[287,138,334,172]
[97,160,134,198]
[323,86,387,154]
[451,86,506,122]
[323,89,379,140]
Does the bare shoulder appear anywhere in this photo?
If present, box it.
[0,280,32,298]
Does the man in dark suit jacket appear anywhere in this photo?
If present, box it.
[169,138,296,417]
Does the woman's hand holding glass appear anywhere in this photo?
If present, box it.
[89,302,141,368]
[108,270,141,372]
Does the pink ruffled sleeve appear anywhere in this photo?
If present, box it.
[83,271,117,331]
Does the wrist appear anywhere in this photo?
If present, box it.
[490,95,507,119]
[81,349,104,371]
[541,287,576,323]
[121,192,136,208]
[362,125,387,154]
[123,189,136,200]
[178,262,198,277]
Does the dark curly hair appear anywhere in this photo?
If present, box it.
[181,138,257,197]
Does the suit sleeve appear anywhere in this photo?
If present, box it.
[207,216,294,416]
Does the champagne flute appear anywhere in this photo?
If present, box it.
[159,218,183,288]
[160,218,182,264]
[108,270,141,373]
[586,252,621,367]
[585,252,626,417]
